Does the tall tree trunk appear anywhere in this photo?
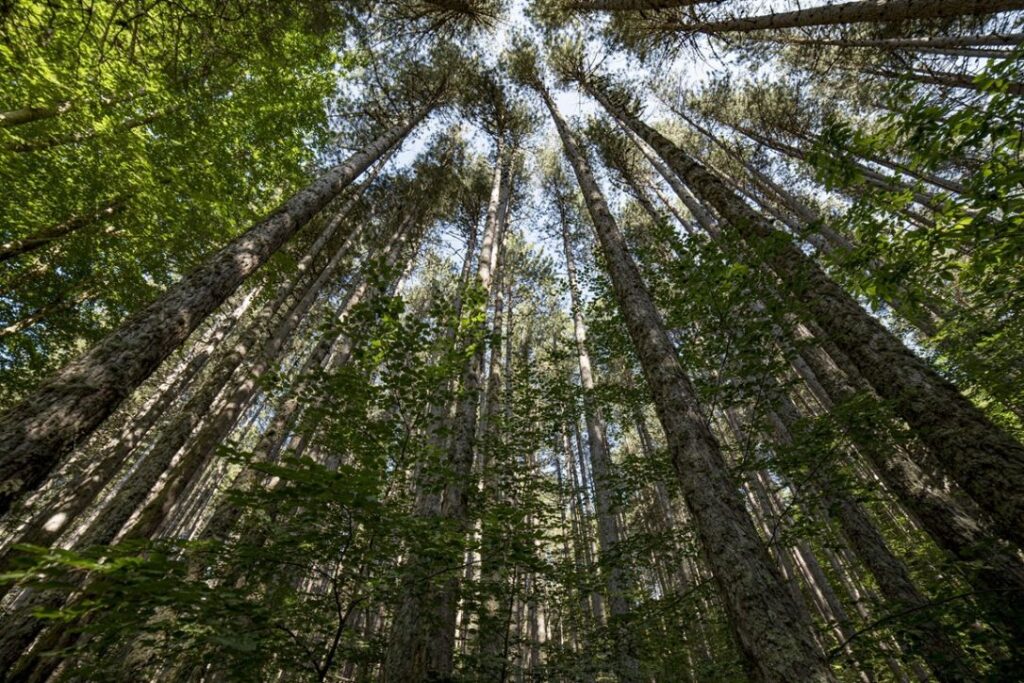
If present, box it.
[0,198,128,262]
[538,79,832,683]
[766,392,981,681]
[582,75,1024,548]
[786,322,1024,646]
[556,199,641,682]
[3,108,174,152]
[477,228,517,678]
[1,216,422,683]
[0,106,430,515]
[729,122,948,214]
[565,0,707,11]
[384,138,511,682]
[0,287,255,573]
[76,207,362,548]
[662,0,1024,34]
[868,66,1024,96]
[783,33,1024,50]
[0,236,346,675]
[626,129,720,237]
[123,195,380,542]
[784,36,1013,59]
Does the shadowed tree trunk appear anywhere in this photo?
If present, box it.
[0,198,128,262]
[660,0,1024,34]
[580,73,1024,549]
[0,105,431,515]
[555,195,642,682]
[384,137,511,682]
[765,391,981,682]
[536,76,832,683]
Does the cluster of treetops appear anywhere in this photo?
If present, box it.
[0,0,1023,680]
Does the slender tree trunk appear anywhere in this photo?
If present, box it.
[1,214,424,683]
[627,129,720,237]
[868,66,1024,96]
[0,288,96,338]
[674,111,859,249]
[197,216,416,547]
[180,157,392,518]
[583,76,1024,548]
[783,33,1024,50]
[0,287,254,569]
[539,80,832,683]
[0,255,334,675]
[71,210,356,549]
[730,123,948,214]
[0,103,71,127]
[477,227,513,677]
[556,200,641,682]
[0,198,128,262]
[565,0,707,11]
[122,201,373,542]
[3,108,175,152]
[787,322,1024,645]
[564,424,605,631]
[661,0,1024,34]
[648,181,699,236]
[384,138,511,682]
[766,390,980,681]
[0,106,429,514]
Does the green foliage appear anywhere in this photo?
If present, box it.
[0,1,344,405]
[808,51,1024,428]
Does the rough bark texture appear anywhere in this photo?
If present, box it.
[0,198,128,262]
[566,0,708,11]
[542,83,832,683]
[668,0,1024,34]
[769,395,979,682]
[72,233,332,550]
[0,218,420,681]
[0,107,428,515]
[122,245,351,541]
[384,140,510,682]
[628,130,720,238]
[0,289,251,569]
[786,33,1024,49]
[790,323,1024,644]
[558,202,641,682]
[585,77,1024,549]
[197,217,409,546]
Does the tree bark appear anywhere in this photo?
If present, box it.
[557,201,642,681]
[582,75,1024,549]
[120,222,362,543]
[0,103,71,128]
[0,288,253,569]
[0,106,429,515]
[0,198,128,262]
[565,0,710,11]
[661,0,1024,34]
[768,394,980,682]
[384,137,511,682]
[788,321,1024,645]
[540,80,832,683]
[626,129,721,238]
[868,66,1024,96]
[786,33,1024,50]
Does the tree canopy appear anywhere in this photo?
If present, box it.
[1,1,1023,681]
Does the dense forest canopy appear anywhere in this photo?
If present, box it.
[1,0,1023,680]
